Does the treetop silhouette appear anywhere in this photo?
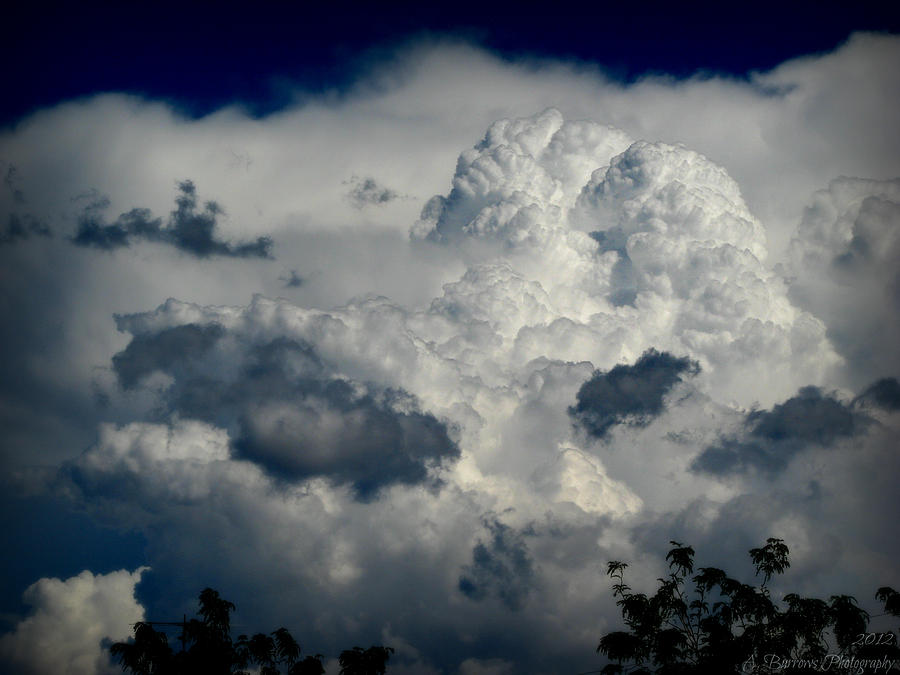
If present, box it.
[110,587,391,675]
[598,538,900,674]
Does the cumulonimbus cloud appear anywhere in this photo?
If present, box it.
[30,104,897,675]
[1,34,899,674]
[43,104,896,672]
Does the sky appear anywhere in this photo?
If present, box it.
[1,3,900,674]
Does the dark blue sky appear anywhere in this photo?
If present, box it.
[5,0,899,126]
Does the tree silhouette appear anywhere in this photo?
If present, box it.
[110,588,387,675]
[597,539,900,674]
[338,645,395,675]
[111,621,175,674]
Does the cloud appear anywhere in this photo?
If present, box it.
[73,180,272,258]
[2,34,900,675]
[345,176,401,208]
[235,378,459,500]
[412,108,633,247]
[634,401,900,609]
[458,517,536,611]
[855,377,900,411]
[413,107,837,406]
[58,422,236,522]
[0,568,146,675]
[457,658,515,675]
[111,322,226,389]
[692,385,870,475]
[280,269,304,288]
[52,421,599,672]
[38,98,894,671]
[570,349,700,439]
[4,165,26,204]
[108,315,459,500]
[1,213,50,245]
[0,163,51,244]
[788,177,900,386]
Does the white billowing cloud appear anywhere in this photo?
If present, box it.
[575,140,841,403]
[412,108,631,244]
[58,422,241,524]
[415,109,839,405]
[531,445,642,517]
[0,568,146,675]
[574,140,768,260]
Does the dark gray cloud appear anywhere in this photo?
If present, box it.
[458,517,536,611]
[73,180,272,258]
[1,165,51,244]
[854,377,900,411]
[110,326,459,500]
[111,322,226,390]
[279,269,304,288]
[73,207,158,250]
[345,176,400,209]
[0,214,51,245]
[237,382,457,501]
[569,349,700,439]
[4,165,25,204]
[746,385,860,444]
[692,385,871,476]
